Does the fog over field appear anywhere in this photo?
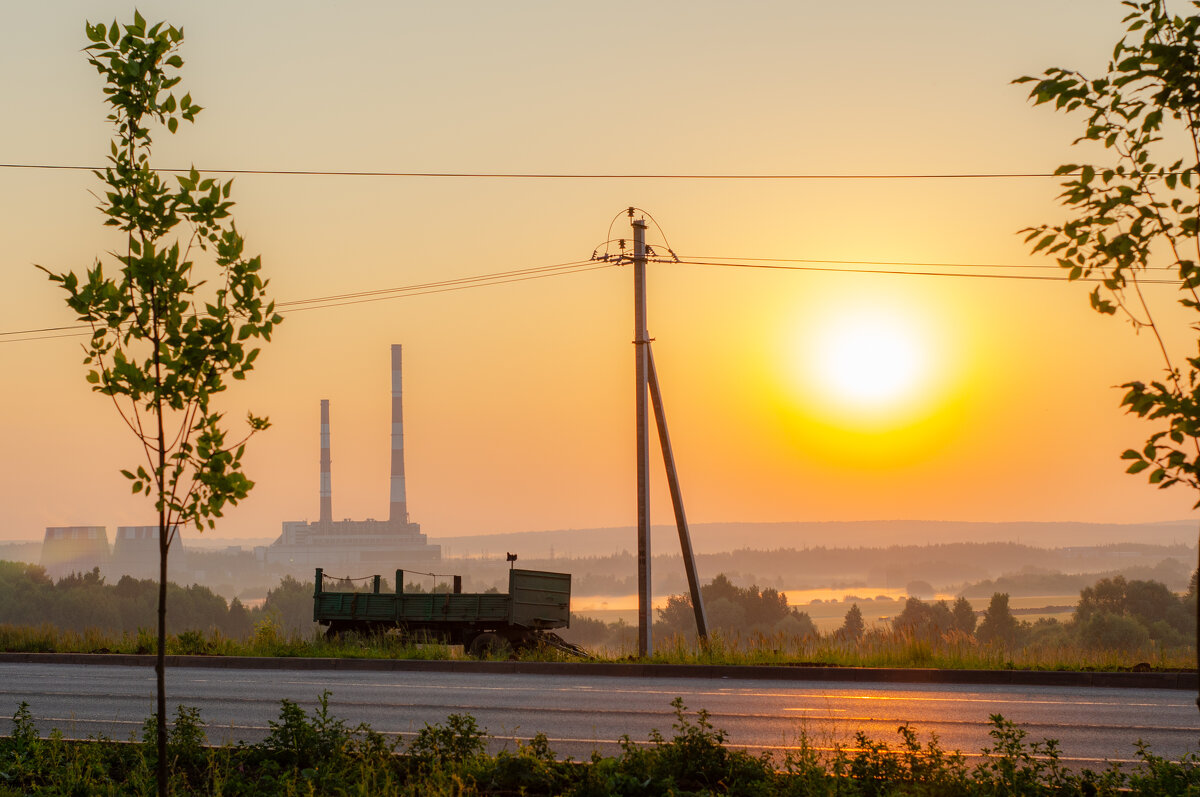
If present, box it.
[437,519,1200,559]
[1,519,1190,630]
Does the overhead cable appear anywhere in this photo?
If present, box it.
[0,163,1066,180]
[5,252,1187,345]
[668,257,1180,284]
[0,259,611,345]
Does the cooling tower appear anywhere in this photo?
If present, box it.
[41,526,110,581]
[109,525,185,581]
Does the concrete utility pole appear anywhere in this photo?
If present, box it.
[633,216,653,657]
[629,209,708,657]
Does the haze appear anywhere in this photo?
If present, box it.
[2,1,1197,546]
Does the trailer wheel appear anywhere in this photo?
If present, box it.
[468,632,511,659]
[325,621,370,640]
[509,631,538,653]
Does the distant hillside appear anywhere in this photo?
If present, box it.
[434,519,1199,559]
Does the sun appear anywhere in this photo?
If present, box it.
[815,311,927,410]
[788,299,942,426]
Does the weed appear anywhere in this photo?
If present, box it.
[261,691,350,771]
[408,713,487,767]
[173,630,211,656]
[8,695,1200,795]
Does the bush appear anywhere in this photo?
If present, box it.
[7,695,1200,794]
[1078,612,1151,653]
[407,712,487,769]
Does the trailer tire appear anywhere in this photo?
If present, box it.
[468,632,511,659]
[325,621,370,640]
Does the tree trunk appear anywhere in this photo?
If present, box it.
[157,507,168,796]
[155,372,168,797]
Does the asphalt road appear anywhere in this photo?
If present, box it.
[1,662,1197,767]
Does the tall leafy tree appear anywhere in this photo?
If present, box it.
[951,596,978,636]
[1015,0,1200,701]
[1017,1,1200,493]
[976,593,1020,648]
[41,14,280,794]
[838,603,865,642]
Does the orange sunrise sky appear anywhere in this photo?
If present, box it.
[2,1,1198,543]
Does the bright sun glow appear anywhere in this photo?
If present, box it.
[784,296,948,431]
[815,312,927,409]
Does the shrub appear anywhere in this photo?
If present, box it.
[407,712,487,769]
[1078,612,1151,652]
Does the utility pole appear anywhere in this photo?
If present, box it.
[633,216,653,657]
[648,347,709,640]
[627,209,708,657]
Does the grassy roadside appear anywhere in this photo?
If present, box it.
[1,693,1196,796]
[0,622,1192,672]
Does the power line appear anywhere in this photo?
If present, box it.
[281,259,599,307]
[0,163,1066,180]
[283,262,613,313]
[6,251,1185,345]
[0,259,611,345]
[669,257,1180,284]
[681,254,1070,271]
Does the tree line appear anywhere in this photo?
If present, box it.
[569,571,1199,654]
[0,562,314,641]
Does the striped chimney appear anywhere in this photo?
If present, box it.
[319,399,332,524]
[389,344,408,524]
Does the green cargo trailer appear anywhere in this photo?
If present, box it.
[312,567,579,657]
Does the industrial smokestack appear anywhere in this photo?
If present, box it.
[389,344,408,524]
[319,399,332,524]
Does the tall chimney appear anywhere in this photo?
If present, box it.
[389,344,408,524]
[319,399,332,524]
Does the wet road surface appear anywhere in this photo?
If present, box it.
[1,663,1195,766]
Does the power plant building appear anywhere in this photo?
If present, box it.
[41,526,110,580]
[262,344,440,572]
[109,525,187,581]
[41,525,188,582]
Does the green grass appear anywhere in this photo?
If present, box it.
[639,629,1196,671]
[1,693,1197,795]
[0,622,1191,672]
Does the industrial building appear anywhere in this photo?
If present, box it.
[109,525,187,581]
[40,526,110,580]
[41,525,187,582]
[259,344,441,573]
